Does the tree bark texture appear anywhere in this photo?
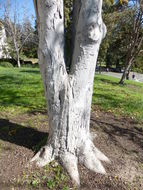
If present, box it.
[32,0,109,185]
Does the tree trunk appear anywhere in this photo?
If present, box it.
[119,57,134,84]
[13,36,21,68]
[32,0,109,185]
[16,51,21,68]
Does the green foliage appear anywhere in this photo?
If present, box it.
[64,0,73,28]
[22,63,39,68]
[0,61,14,68]
[99,0,143,73]
[47,179,56,189]
[64,0,73,68]
[23,47,37,58]
[21,162,70,189]
[133,55,143,73]
[45,163,69,189]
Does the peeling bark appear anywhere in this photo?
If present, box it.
[32,0,109,186]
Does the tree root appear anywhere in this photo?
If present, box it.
[61,152,80,186]
[30,145,54,167]
[79,140,110,174]
[30,139,109,186]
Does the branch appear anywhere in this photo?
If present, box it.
[70,0,105,86]
[19,32,32,52]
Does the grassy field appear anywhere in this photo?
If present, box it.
[93,74,143,121]
[0,66,143,121]
[0,67,46,114]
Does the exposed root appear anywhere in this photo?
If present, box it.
[60,152,80,186]
[93,145,110,163]
[30,139,109,186]
[30,145,54,167]
[79,140,109,174]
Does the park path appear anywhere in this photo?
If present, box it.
[101,71,143,82]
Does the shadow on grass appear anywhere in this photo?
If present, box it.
[0,74,45,111]
[93,91,143,115]
[0,119,48,151]
[0,75,40,85]
[20,70,40,74]
[94,77,120,86]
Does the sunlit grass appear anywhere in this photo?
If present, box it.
[0,66,143,121]
[0,67,46,114]
[93,74,143,121]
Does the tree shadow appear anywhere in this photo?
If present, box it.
[20,70,40,74]
[0,74,45,112]
[94,77,119,86]
[91,117,143,161]
[0,119,48,151]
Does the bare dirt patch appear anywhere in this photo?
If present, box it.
[0,108,143,190]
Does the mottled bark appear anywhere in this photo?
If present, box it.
[32,0,109,185]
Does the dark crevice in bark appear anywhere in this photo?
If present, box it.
[58,10,62,19]
[64,0,83,73]
[65,113,69,150]
[70,0,82,71]
[59,94,62,108]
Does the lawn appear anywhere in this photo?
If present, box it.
[93,74,143,121]
[0,66,143,121]
[0,67,46,114]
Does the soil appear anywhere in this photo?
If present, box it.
[0,107,143,190]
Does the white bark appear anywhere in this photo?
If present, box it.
[0,24,10,58]
[32,0,109,186]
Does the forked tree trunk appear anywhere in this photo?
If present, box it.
[32,0,109,185]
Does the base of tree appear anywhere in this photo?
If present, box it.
[30,135,110,186]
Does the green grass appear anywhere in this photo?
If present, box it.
[0,66,143,121]
[0,66,46,114]
[93,74,143,121]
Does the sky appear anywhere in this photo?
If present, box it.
[0,0,36,27]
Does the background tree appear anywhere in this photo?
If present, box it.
[2,0,34,67]
[98,0,143,78]
[119,0,143,83]
[21,19,38,58]
[31,0,109,186]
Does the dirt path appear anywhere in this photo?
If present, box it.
[0,108,143,190]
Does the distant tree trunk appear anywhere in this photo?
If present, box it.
[16,49,20,68]
[106,53,110,69]
[119,0,143,84]
[32,0,109,186]
[119,57,134,84]
[13,36,21,68]
[3,0,33,68]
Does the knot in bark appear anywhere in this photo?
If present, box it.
[86,23,101,42]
